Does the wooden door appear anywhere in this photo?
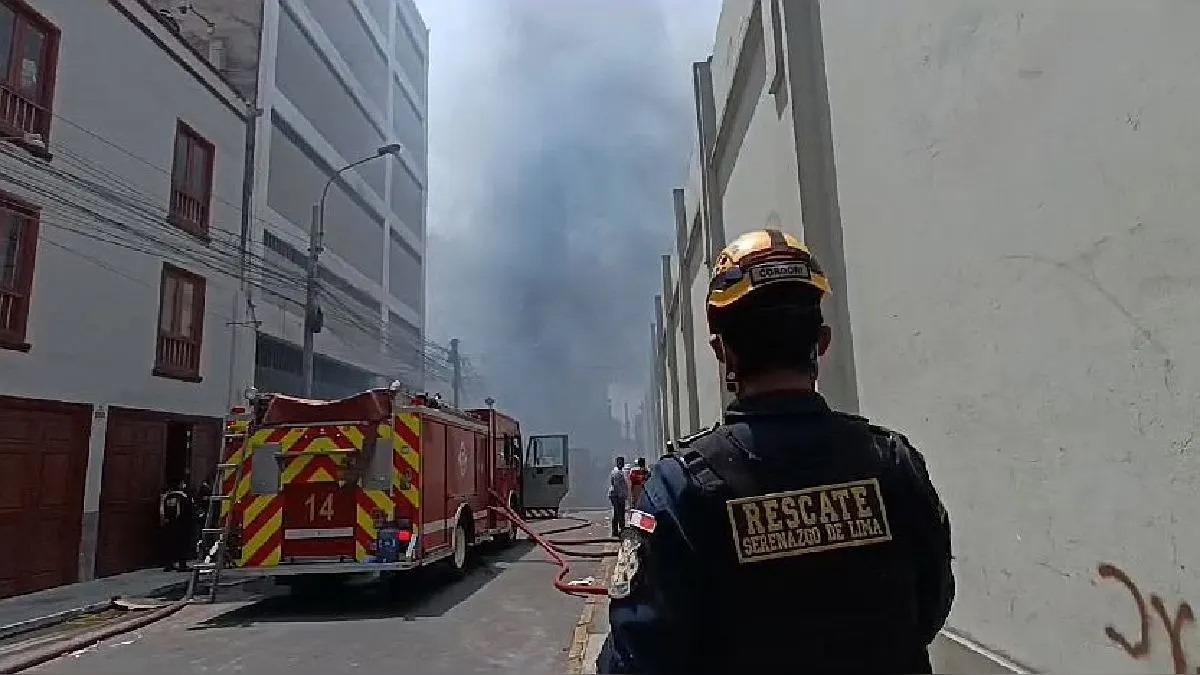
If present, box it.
[0,397,90,598]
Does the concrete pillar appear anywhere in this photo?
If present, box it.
[692,59,723,266]
[782,0,859,413]
[661,256,682,441]
[652,296,670,445]
[692,57,733,410]
[78,404,109,581]
[673,189,702,432]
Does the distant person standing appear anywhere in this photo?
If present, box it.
[607,456,629,537]
[628,458,649,508]
[159,480,194,572]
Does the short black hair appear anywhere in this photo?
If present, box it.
[715,284,824,379]
[615,455,625,465]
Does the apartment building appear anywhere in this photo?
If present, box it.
[158,0,429,398]
[0,0,254,595]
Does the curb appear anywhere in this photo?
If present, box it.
[0,574,250,644]
[0,600,187,674]
[566,553,615,675]
[0,578,189,643]
[0,601,115,643]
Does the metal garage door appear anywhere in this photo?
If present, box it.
[0,396,90,599]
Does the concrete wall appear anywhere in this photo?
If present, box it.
[820,1,1200,667]
[660,0,856,436]
[147,0,263,101]
[820,0,1200,672]
[657,0,1200,669]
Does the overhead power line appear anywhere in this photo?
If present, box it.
[0,124,462,382]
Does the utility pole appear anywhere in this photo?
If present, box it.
[301,202,323,397]
[300,144,404,397]
[449,338,461,407]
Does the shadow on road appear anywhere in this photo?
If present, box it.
[192,541,540,629]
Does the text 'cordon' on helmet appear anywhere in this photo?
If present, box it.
[706,229,831,329]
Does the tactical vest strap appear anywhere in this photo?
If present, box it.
[678,429,759,498]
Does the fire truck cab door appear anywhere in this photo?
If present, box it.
[522,434,569,513]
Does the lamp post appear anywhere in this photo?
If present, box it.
[301,143,405,396]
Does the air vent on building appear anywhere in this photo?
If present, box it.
[208,38,226,71]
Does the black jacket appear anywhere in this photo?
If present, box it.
[600,391,954,674]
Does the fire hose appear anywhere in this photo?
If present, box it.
[488,491,615,597]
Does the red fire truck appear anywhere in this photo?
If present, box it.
[194,385,568,596]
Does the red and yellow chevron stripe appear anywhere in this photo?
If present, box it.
[228,426,292,567]
[354,489,394,561]
[393,413,421,513]
[238,494,282,567]
[219,411,428,568]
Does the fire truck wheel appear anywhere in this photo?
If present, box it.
[445,520,472,579]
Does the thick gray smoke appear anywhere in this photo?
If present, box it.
[421,1,719,451]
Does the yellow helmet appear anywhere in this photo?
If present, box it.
[706,229,830,329]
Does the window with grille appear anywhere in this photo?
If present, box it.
[154,263,206,381]
[169,121,215,236]
[0,0,58,142]
[0,192,37,350]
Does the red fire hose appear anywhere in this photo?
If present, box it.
[487,492,612,597]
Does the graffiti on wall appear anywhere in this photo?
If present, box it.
[1098,562,1196,674]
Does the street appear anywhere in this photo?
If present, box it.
[27,516,610,675]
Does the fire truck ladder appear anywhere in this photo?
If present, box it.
[187,412,252,603]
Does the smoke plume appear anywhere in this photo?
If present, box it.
[420,0,720,449]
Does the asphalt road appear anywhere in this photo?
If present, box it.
[30,514,612,675]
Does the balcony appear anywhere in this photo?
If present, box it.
[0,81,49,141]
[169,189,210,237]
[155,333,201,381]
[0,285,23,331]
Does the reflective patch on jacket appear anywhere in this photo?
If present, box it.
[725,477,893,564]
[608,530,645,599]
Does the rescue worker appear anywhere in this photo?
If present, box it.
[607,456,629,538]
[659,441,676,463]
[598,229,954,674]
[193,479,215,560]
[159,479,195,572]
[628,457,650,508]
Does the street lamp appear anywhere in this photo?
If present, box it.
[301,143,405,396]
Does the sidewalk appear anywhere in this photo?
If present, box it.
[0,569,190,637]
[567,555,615,675]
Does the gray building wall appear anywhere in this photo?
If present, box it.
[665,0,1200,672]
[1,0,251,418]
[821,1,1200,672]
[0,0,252,579]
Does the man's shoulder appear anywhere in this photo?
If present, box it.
[675,421,722,450]
[827,411,919,450]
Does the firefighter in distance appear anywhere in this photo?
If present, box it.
[597,229,955,674]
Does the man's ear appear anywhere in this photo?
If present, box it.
[709,334,726,363]
[817,324,832,356]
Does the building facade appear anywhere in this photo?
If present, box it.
[159,0,430,399]
[658,1,1200,672]
[0,0,254,595]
